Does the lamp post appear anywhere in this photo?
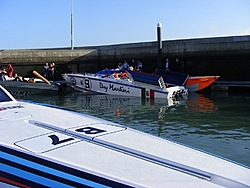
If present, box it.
[71,0,74,50]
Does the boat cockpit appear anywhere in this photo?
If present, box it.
[0,85,16,102]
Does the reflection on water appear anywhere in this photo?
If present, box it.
[19,91,250,167]
[187,93,218,113]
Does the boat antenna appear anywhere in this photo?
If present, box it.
[71,0,74,50]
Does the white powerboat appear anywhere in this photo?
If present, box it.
[62,69,188,99]
[0,85,249,187]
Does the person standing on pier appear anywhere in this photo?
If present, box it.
[48,63,55,81]
[165,58,169,70]
[52,62,57,81]
[43,62,49,79]
[175,58,181,72]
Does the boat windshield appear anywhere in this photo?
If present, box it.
[96,69,121,76]
[0,86,13,102]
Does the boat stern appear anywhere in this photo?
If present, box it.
[167,86,188,100]
[186,76,220,92]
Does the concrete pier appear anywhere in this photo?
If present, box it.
[0,35,250,81]
[211,81,250,91]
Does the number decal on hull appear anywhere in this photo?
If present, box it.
[48,134,75,145]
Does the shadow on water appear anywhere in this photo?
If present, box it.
[19,91,250,167]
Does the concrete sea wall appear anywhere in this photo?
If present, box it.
[0,35,250,81]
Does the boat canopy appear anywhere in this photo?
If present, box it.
[153,68,189,86]
[128,70,165,88]
[96,69,122,76]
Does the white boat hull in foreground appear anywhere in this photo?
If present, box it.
[62,70,188,99]
[0,85,249,187]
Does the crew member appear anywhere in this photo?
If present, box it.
[7,64,14,78]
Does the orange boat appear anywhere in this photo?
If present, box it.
[185,76,220,92]
[153,68,220,92]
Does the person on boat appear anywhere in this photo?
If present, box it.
[0,66,7,74]
[131,59,136,70]
[117,62,123,70]
[123,61,129,70]
[43,62,49,79]
[0,66,7,81]
[165,58,169,70]
[7,64,14,78]
[137,60,142,72]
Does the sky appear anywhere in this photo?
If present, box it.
[1,0,250,50]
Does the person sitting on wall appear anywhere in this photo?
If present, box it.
[7,64,14,78]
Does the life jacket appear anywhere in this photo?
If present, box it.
[121,72,128,78]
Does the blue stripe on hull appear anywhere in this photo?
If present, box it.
[0,145,133,188]
[1,157,97,188]
[1,163,74,188]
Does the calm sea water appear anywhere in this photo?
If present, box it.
[18,91,250,167]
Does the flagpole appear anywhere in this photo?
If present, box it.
[71,0,74,50]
